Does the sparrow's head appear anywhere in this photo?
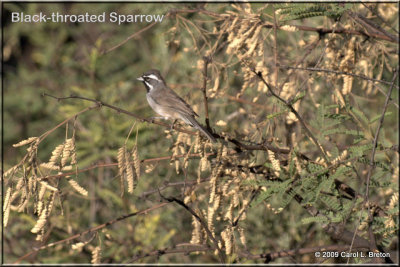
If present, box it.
[137,69,165,92]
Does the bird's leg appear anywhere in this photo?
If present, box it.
[149,116,169,123]
[170,119,177,130]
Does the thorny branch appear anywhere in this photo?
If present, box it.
[158,192,226,263]
[14,203,169,264]
[42,93,306,156]
[253,71,329,163]
[362,67,398,256]
[201,56,212,129]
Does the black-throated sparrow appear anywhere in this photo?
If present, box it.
[137,69,216,143]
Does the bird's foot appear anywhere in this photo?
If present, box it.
[170,119,178,130]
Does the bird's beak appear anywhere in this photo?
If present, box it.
[136,77,144,81]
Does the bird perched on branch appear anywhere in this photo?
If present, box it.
[137,69,216,143]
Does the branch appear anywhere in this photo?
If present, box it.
[253,71,329,163]
[279,65,399,108]
[14,203,169,264]
[363,67,398,254]
[128,244,212,263]
[40,152,216,181]
[158,193,226,263]
[263,23,399,43]
[279,65,399,89]
[42,92,299,156]
[201,56,211,129]
[43,93,196,136]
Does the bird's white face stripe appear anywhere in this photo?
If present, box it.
[144,74,160,81]
[144,81,154,91]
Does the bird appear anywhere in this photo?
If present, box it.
[137,69,216,143]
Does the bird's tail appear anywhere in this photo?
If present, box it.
[181,115,216,143]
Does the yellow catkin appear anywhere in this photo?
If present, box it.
[222,181,231,196]
[13,137,38,147]
[38,182,47,200]
[68,179,88,196]
[224,203,233,222]
[40,181,58,192]
[49,143,65,163]
[35,231,44,242]
[209,173,218,204]
[207,205,215,229]
[221,227,233,255]
[244,24,263,58]
[3,187,11,212]
[61,138,73,167]
[145,164,155,173]
[125,150,135,194]
[268,150,281,177]
[72,242,86,250]
[213,194,221,211]
[4,165,18,178]
[15,177,24,190]
[91,246,102,264]
[200,156,209,172]
[17,199,28,213]
[332,150,348,165]
[40,162,60,170]
[280,25,297,32]
[175,159,180,174]
[117,147,126,178]
[70,139,77,165]
[36,201,44,218]
[61,165,73,171]
[342,75,353,95]
[46,192,56,214]
[388,192,398,209]
[132,145,140,179]
[211,75,220,95]
[238,227,247,246]
[3,188,12,227]
[190,216,202,244]
[233,192,240,207]
[31,207,48,233]
[216,120,227,127]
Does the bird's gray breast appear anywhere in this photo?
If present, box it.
[146,92,170,118]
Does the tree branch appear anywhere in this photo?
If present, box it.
[262,23,399,43]
[201,56,211,129]
[363,67,398,255]
[158,192,226,263]
[14,203,169,264]
[253,71,329,163]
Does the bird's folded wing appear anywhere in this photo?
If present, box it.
[160,88,199,117]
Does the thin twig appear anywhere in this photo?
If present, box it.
[39,152,216,181]
[361,3,399,34]
[201,56,211,129]
[263,23,399,43]
[363,67,398,253]
[158,192,226,263]
[14,203,169,264]
[43,93,196,135]
[279,65,400,99]
[42,92,302,156]
[128,244,212,263]
[102,21,159,54]
[253,71,329,163]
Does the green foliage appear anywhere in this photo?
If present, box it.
[276,3,350,21]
